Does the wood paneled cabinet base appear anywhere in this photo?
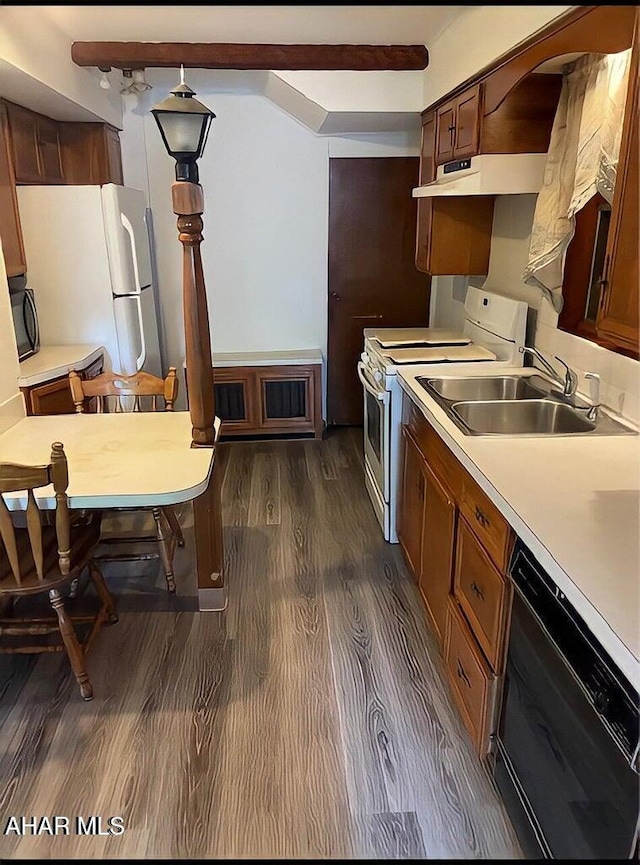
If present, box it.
[210,364,323,439]
[21,355,104,417]
[398,393,514,757]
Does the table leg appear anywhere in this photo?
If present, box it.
[193,458,226,611]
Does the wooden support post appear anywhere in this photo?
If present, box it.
[194,453,226,611]
[171,181,216,448]
[171,180,225,608]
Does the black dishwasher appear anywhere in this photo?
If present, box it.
[493,539,640,859]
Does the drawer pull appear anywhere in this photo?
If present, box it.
[457,660,471,689]
[470,581,485,601]
[474,505,490,528]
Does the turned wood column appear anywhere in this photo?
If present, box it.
[172,181,216,448]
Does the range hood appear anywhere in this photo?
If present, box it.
[413,153,548,198]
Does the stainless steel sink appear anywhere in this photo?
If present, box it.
[417,374,637,436]
[451,399,597,435]
[419,374,551,403]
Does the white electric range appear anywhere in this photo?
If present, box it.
[357,286,528,542]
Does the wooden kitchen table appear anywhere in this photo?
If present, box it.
[0,412,226,611]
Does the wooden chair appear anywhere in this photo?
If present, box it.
[0,442,118,700]
[69,367,184,593]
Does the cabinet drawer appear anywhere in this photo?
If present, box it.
[460,471,512,572]
[454,517,510,672]
[445,597,496,756]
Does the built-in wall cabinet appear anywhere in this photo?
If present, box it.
[415,5,639,358]
[0,100,123,277]
[194,362,323,440]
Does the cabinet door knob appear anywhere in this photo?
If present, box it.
[475,505,489,528]
[331,292,341,301]
[457,660,471,688]
[471,581,485,601]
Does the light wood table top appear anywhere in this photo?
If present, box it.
[0,412,218,511]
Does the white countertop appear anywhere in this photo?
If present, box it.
[18,344,105,387]
[0,412,218,510]
[397,366,640,690]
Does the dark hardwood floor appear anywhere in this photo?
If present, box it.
[0,428,521,859]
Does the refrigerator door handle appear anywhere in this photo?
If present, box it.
[133,294,146,370]
[120,213,142,292]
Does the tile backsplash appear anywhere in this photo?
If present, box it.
[432,275,640,425]
[535,296,640,425]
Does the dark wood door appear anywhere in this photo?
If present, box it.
[327,157,431,425]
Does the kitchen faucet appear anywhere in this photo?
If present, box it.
[519,346,578,398]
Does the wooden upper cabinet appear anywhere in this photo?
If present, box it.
[415,196,495,276]
[435,85,481,166]
[596,37,639,357]
[452,85,482,159]
[0,104,26,276]
[419,112,437,185]
[3,100,124,188]
[5,102,64,184]
[58,122,124,185]
[36,116,64,183]
[5,102,41,183]
[435,99,457,164]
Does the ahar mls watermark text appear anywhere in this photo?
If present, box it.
[4,816,125,836]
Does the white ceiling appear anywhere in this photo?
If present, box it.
[35,5,470,47]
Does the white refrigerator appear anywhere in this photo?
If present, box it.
[16,183,163,377]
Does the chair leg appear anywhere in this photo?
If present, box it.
[89,562,119,625]
[49,588,93,701]
[163,506,185,547]
[152,508,176,594]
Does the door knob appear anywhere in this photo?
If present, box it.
[331,292,341,301]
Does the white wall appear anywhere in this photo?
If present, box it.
[0,6,122,125]
[422,5,572,106]
[431,196,640,425]
[0,240,25,433]
[120,82,420,414]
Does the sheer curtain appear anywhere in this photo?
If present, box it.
[523,49,632,312]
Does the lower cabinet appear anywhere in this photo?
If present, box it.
[21,355,103,416]
[444,596,497,754]
[397,428,427,576]
[211,363,323,439]
[398,392,514,757]
[420,462,456,645]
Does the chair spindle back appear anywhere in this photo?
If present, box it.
[0,442,70,587]
[69,368,178,414]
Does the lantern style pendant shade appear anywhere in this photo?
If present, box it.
[151,80,216,183]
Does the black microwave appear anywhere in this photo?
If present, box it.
[8,276,40,361]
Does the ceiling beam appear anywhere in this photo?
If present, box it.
[71,42,429,71]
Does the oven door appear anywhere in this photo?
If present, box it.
[357,361,390,502]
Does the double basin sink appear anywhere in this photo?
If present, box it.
[417,374,637,437]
